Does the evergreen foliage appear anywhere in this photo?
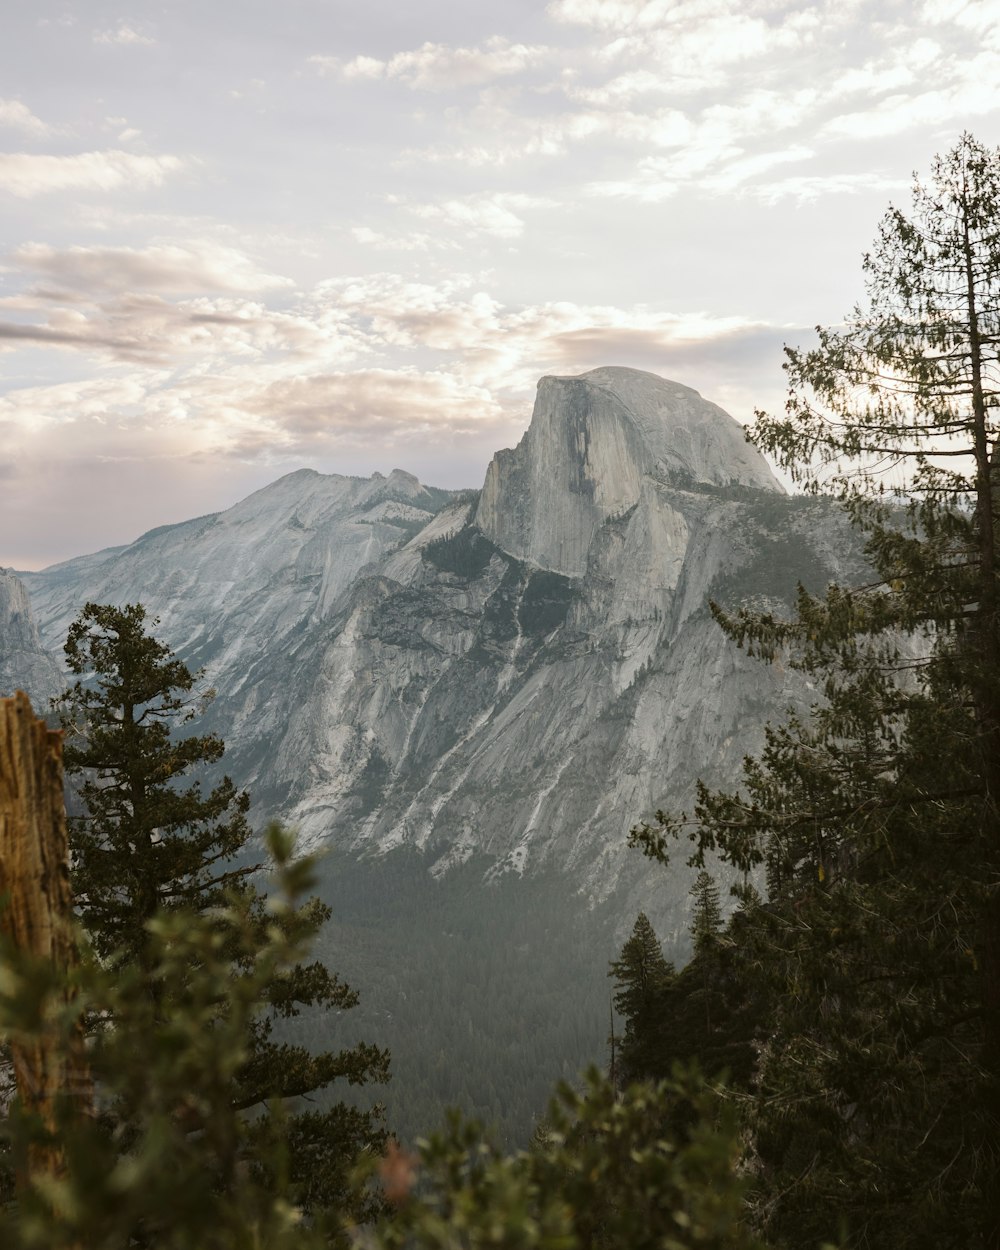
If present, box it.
[55,603,389,1223]
[364,1067,765,1250]
[0,828,370,1249]
[608,901,762,1095]
[608,913,674,1085]
[60,602,254,966]
[689,873,721,955]
[628,134,1000,1248]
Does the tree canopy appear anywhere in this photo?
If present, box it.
[55,602,389,1224]
[629,133,1000,1248]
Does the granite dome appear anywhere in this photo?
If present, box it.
[476,366,781,577]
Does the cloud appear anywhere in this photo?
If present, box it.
[310,36,548,90]
[548,0,675,28]
[398,4,984,182]
[408,192,554,239]
[406,106,611,165]
[0,374,153,429]
[351,226,444,253]
[1,265,785,392]
[823,49,1000,138]
[920,0,1000,33]
[0,268,785,440]
[593,8,813,89]
[93,24,155,46]
[308,273,784,403]
[0,98,54,138]
[246,369,502,442]
[0,150,183,198]
[564,69,676,107]
[0,292,348,367]
[12,242,294,295]
[749,172,909,205]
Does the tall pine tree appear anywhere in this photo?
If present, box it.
[61,602,253,968]
[690,872,722,955]
[632,134,1000,1249]
[57,602,389,1222]
[609,913,674,1085]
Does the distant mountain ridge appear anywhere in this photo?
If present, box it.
[0,567,63,707]
[6,366,863,928]
[2,365,873,1143]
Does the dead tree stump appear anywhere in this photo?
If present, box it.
[0,690,91,1185]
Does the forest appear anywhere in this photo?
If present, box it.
[1,133,999,1249]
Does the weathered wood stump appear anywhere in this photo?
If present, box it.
[0,690,91,1188]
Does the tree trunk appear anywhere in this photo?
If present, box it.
[0,691,91,1190]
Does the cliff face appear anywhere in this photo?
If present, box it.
[12,368,864,926]
[3,366,874,1141]
[0,568,63,706]
[475,367,780,576]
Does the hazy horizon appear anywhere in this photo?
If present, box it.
[3,0,999,567]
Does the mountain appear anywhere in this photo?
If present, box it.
[6,366,866,1142]
[0,567,63,707]
[477,367,780,576]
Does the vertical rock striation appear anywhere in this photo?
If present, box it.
[0,569,63,706]
[476,367,780,576]
[9,368,863,920]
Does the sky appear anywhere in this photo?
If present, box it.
[2,0,1000,569]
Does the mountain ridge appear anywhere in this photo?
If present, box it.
[6,368,864,928]
[1,366,869,1143]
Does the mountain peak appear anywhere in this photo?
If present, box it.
[476,365,780,576]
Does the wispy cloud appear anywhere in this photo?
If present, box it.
[407,192,554,239]
[0,265,785,437]
[12,241,293,295]
[548,0,676,30]
[244,369,502,440]
[93,24,156,47]
[0,150,183,198]
[0,98,55,138]
[310,36,549,90]
[823,50,1000,138]
[350,226,438,253]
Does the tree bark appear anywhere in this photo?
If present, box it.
[0,691,91,1190]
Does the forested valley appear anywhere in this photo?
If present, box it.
[2,133,1000,1249]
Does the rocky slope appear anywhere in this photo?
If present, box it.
[13,367,863,923]
[0,568,63,706]
[477,367,780,576]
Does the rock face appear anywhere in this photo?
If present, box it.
[0,568,63,707]
[12,369,864,925]
[476,367,781,576]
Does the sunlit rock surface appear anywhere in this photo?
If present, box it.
[476,367,780,576]
[0,568,62,705]
[13,368,862,922]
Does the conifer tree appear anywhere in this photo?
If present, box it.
[60,602,253,968]
[609,913,674,1084]
[632,134,1000,1249]
[1,826,377,1248]
[689,872,722,955]
[56,602,389,1221]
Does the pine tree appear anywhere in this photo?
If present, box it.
[60,602,254,969]
[689,871,722,955]
[747,132,1000,1250]
[609,913,674,1084]
[57,602,389,1222]
[631,134,1000,1249]
[0,826,375,1248]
